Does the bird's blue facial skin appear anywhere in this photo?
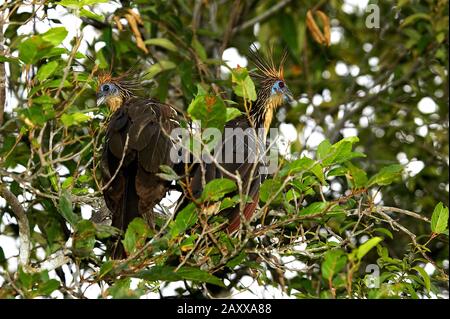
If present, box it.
[270,80,284,95]
[96,82,119,106]
[271,80,293,102]
[100,83,118,96]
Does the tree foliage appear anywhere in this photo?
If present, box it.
[0,0,448,299]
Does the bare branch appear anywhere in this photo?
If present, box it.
[232,0,292,34]
[0,184,31,268]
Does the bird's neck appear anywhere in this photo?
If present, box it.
[107,96,124,113]
[250,94,283,133]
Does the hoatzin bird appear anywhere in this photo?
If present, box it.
[186,45,293,235]
[97,73,178,259]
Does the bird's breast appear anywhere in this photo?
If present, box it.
[263,95,283,132]
[107,96,124,113]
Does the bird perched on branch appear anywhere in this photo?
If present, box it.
[97,72,178,259]
[186,45,293,234]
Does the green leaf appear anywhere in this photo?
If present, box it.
[431,202,448,234]
[356,237,383,260]
[231,67,257,101]
[299,201,327,216]
[280,157,325,183]
[61,177,74,189]
[334,136,360,146]
[187,93,227,130]
[192,37,207,60]
[0,247,5,265]
[61,112,91,127]
[144,60,176,79]
[201,178,237,201]
[36,61,58,82]
[156,165,180,181]
[347,163,368,189]
[180,234,198,252]
[37,279,60,295]
[18,267,33,289]
[327,166,348,177]
[176,267,224,287]
[59,0,84,8]
[73,220,96,258]
[144,38,177,51]
[317,139,332,160]
[138,266,181,281]
[226,252,246,269]
[41,27,68,46]
[122,218,150,256]
[62,0,108,7]
[401,13,431,28]
[94,224,121,239]
[413,266,431,293]
[311,163,325,184]
[226,107,242,122]
[19,104,55,125]
[107,278,141,299]
[32,95,58,105]
[333,143,363,164]
[79,8,105,22]
[170,203,198,237]
[321,249,347,281]
[374,228,394,239]
[259,179,283,204]
[58,191,79,226]
[18,37,49,64]
[0,55,20,64]
[137,266,225,287]
[368,164,403,187]
[98,261,115,279]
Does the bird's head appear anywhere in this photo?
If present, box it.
[248,44,294,129]
[96,73,134,112]
[269,79,293,103]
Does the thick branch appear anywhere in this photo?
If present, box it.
[0,184,31,268]
[0,11,6,127]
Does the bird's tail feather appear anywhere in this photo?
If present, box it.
[111,162,140,259]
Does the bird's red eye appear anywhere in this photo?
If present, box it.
[278,81,285,88]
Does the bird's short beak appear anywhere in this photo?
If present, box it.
[284,87,294,103]
[96,93,106,107]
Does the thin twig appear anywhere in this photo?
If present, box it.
[101,134,129,191]
[232,0,293,34]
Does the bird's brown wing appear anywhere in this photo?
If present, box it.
[188,115,266,232]
[101,97,178,258]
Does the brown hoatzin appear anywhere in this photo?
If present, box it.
[186,45,293,235]
[97,73,178,259]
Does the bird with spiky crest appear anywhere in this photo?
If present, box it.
[185,44,293,235]
[97,71,179,259]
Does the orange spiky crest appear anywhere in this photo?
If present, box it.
[96,70,142,100]
[248,43,287,82]
[97,72,114,89]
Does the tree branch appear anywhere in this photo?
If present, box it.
[0,11,6,127]
[232,0,292,34]
[0,184,31,268]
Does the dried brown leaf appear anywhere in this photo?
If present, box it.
[316,10,331,46]
[124,13,148,54]
[306,9,331,46]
